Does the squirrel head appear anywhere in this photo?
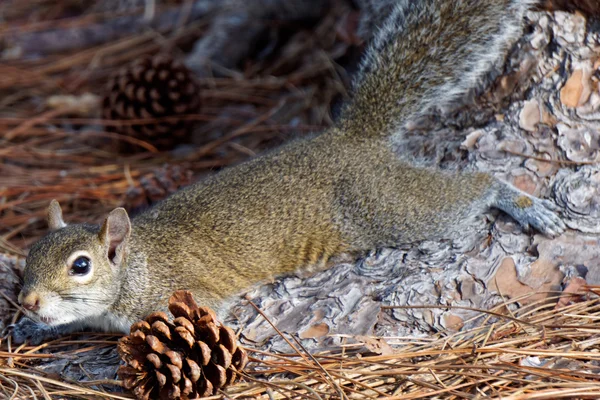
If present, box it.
[19,200,132,326]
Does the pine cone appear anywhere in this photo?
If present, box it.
[117,291,248,400]
[102,54,201,151]
[125,165,193,212]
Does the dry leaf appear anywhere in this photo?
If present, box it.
[556,277,588,309]
[560,69,584,108]
[356,335,395,355]
[299,323,330,339]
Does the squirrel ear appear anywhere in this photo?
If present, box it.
[99,208,131,266]
[47,200,67,230]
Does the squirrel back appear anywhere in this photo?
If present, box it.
[11,0,566,344]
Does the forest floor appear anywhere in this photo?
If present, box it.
[1,1,600,399]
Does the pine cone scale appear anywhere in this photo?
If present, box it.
[205,363,227,389]
[167,364,181,383]
[175,326,195,348]
[156,370,167,387]
[213,344,232,369]
[196,340,212,366]
[152,320,173,340]
[147,353,162,369]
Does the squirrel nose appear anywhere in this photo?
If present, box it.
[20,291,40,312]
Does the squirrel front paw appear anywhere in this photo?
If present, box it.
[4,318,58,345]
[494,187,566,237]
[512,196,565,237]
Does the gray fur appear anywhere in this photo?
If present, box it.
[6,0,565,344]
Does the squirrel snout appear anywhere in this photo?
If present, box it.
[19,291,40,312]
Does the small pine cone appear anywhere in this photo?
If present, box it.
[117,291,248,400]
[102,54,201,151]
[125,165,193,212]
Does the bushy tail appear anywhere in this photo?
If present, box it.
[340,0,537,139]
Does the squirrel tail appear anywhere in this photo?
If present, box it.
[340,0,537,139]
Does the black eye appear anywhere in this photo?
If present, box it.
[70,256,91,275]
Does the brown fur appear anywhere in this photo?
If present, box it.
[12,0,565,343]
[125,132,495,314]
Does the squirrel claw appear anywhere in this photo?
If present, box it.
[541,199,561,212]
[513,197,565,238]
[4,318,55,345]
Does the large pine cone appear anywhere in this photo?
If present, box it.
[117,291,248,400]
[102,54,201,151]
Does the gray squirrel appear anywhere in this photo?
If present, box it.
[9,0,570,345]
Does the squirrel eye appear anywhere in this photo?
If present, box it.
[70,256,91,276]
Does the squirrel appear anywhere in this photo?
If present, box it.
[8,0,568,345]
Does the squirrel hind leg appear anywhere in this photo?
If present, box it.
[490,182,566,237]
